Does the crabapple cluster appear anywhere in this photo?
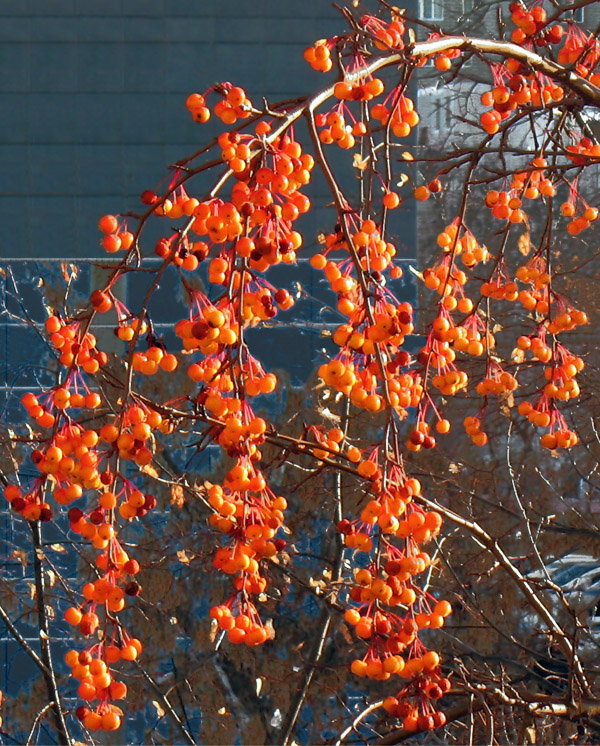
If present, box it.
[5,365,152,729]
[556,24,600,77]
[338,462,452,727]
[3,2,599,737]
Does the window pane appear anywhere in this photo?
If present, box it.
[421,0,444,20]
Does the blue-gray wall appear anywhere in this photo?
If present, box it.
[0,0,346,259]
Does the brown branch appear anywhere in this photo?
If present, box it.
[29,523,72,746]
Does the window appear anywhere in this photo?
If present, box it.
[420,0,444,21]
[463,0,474,13]
[574,7,584,23]
[435,103,443,131]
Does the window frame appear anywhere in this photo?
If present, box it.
[420,0,444,21]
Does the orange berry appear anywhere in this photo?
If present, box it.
[98,214,119,234]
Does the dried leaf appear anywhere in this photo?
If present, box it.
[177,550,192,564]
[151,700,166,719]
[141,464,159,478]
[48,543,66,553]
[209,618,219,643]
[396,173,409,187]
[170,484,185,508]
[264,619,275,640]
[218,706,228,715]
[255,677,263,696]
[518,231,532,256]
[448,463,461,474]
[400,151,414,161]
[316,407,341,423]
[339,623,354,645]
[511,348,525,364]
[353,153,370,171]
[44,569,56,587]
[11,550,27,567]
[27,582,36,599]
[525,726,536,744]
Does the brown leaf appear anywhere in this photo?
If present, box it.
[177,550,192,564]
[518,231,532,256]
[264,619,275,640]
[170,484,185,508]
[44,569,56,587]
[353,153,370,171]
[339,623,354,645]
[151,700,166,718]
[141,464,159,478]
[11,549,28,567]
[209,618,219,644]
